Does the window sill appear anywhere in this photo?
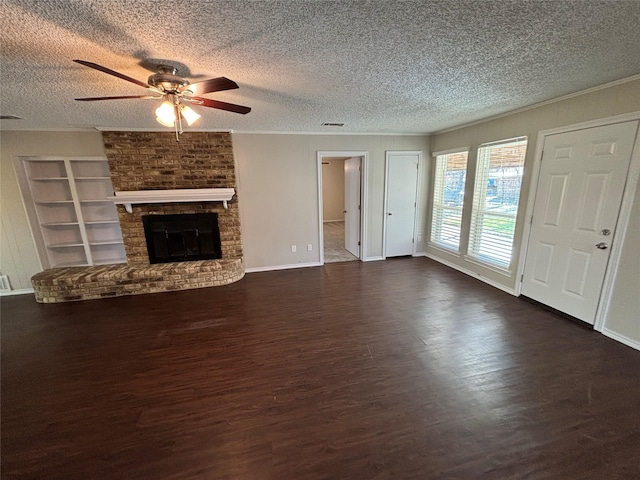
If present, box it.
[463,255,513,277]
[427,242,461,257]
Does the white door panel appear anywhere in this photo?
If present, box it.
[344,157,361,258]
[385,153,419,257]
[522,121,638,323]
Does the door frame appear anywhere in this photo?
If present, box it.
[317,151,369,264]
[516,111,640,332]
[382,151,423,259]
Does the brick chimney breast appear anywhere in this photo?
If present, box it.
[102,131,242,265]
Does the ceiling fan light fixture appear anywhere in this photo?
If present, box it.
[72,60,251,140]
[155,100,176,127]
[180,105,201,126]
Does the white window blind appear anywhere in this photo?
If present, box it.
[430,150,468,252]
[468,138,527,269]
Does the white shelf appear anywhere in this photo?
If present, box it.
[30,177,68,181]
[42,221,80,227]
[36,200,74,205]
[92,260,123,266]
[53,262,91,268]
[108,188,235,213]
[16,156,126,269]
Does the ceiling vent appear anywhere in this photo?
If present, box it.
[322,122,345,127]
[0,115,23,120]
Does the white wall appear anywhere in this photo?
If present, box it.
[233,133,430,268]
[321,158,345,222]
[1,130,429,288]
[603,173,640,345]
[0,130,107,290]
[1,94,636,349]
[428,78,640,346]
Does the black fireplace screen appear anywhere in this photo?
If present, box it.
[142,213,222,264]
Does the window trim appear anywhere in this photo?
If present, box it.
[466,137,528,271]
[432,146,471,158]
[429,148,470,253]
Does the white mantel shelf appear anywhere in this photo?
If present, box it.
[107,188,235,213]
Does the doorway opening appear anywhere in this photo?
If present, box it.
[317,151,368,264]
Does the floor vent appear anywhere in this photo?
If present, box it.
[0,275,12,292]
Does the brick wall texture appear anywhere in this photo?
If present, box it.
[31,260,244,303]
[30,131,245,303]
[102,131,243,264]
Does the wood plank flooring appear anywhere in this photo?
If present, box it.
[2,257,639,479]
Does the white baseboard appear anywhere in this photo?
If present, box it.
[601,328,640,351]
[424,253,517,296]
[0,288,35,296]
[323,219,344,223]
[245,262,322,273]
[363,256,384,262]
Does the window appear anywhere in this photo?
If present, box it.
[430,150,469,252]
[467,137,527,269]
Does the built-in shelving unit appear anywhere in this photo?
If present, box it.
[16,156,126,269]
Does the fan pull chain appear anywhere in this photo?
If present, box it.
[174,102,181,142]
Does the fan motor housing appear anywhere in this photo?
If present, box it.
[148,65,189,93]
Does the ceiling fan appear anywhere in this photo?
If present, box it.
[73,60,251,140]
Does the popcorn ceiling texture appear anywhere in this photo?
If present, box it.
[31,131,245,302]
[2,1,640,133]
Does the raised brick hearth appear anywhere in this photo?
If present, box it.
[31,259,244,303]
[31,131,245,303]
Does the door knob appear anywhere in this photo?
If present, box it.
[388,212,393,216]
[595,242,608,250]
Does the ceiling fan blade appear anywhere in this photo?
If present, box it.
[75,95,162,101]
[179,77,239,96]
[190,96,251,114]
[73,60,153,90]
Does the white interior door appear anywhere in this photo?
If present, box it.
[344,157,361,257]
[521,120,639,324]
[385,152,419,257]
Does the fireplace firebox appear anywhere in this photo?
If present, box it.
[142,213,222,264]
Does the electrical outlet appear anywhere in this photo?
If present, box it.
[291,245,297,253]
[307,244,313,251]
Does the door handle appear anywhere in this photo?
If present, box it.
[595,242,608,250]
[387,212,393,216]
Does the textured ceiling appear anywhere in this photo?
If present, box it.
[1,0,640,134]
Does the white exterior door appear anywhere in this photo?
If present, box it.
[385,152,419,257]
[521,121,638,324]
[344,157,361,258]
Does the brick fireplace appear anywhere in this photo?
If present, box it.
[31,131,245,302]
[104,131,243,264]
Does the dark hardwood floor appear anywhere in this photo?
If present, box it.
[2,258,639,479]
